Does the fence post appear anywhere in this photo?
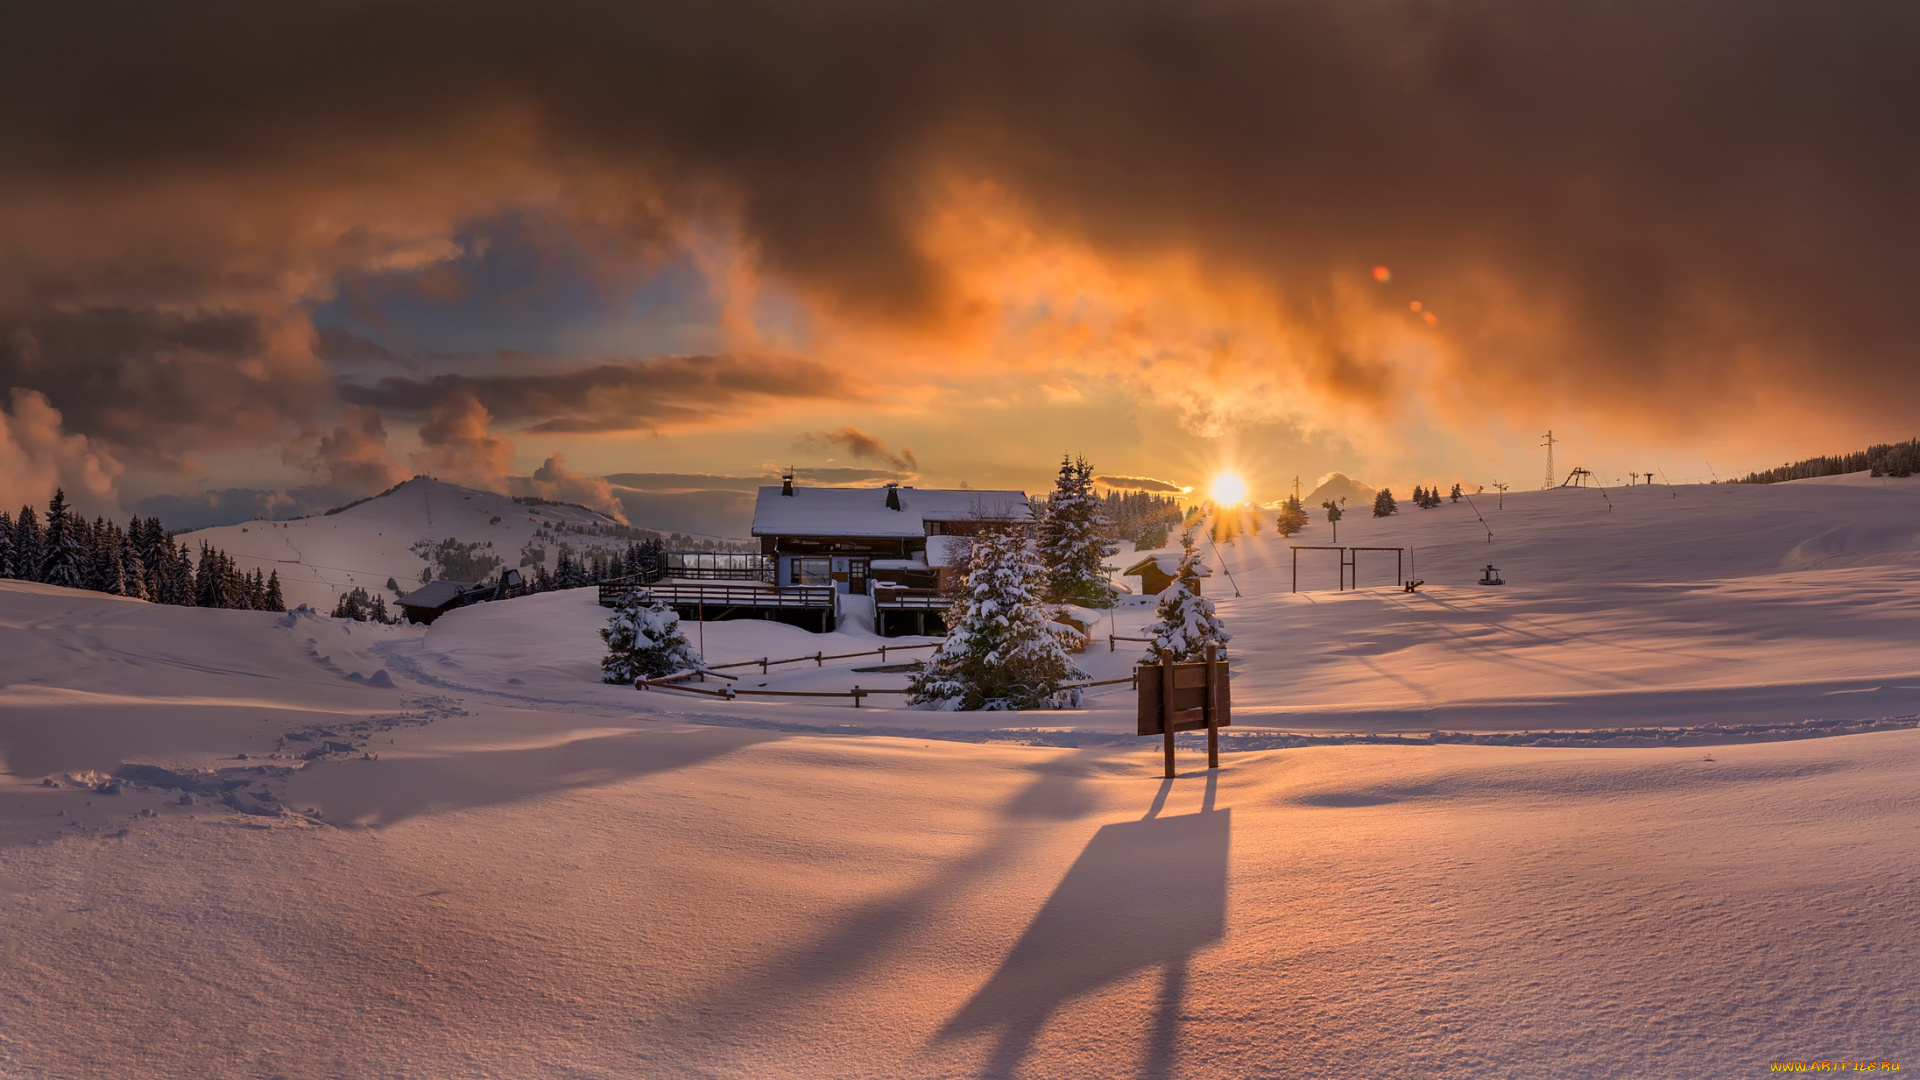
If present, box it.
[1204,643,1220,770]
[880,644,888,662]
[1160,648,1176,779]
[815,652,823,667]
[852,685,863,708]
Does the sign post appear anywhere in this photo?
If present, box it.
[1139,648,1232,778]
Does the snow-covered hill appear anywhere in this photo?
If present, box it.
[181,477,633,612]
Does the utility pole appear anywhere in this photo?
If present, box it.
[1541,430,1558,490]
[1494,481,1509,509]
[1292,475,1302,501]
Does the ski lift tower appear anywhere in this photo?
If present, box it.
[1541,430,1558,490]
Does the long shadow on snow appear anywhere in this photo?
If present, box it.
[646,753,1114,1066]
[937,771,1230,1079]
[283,725,777,828]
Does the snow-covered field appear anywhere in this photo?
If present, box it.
[2,477,1918,1077]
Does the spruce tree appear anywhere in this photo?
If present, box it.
[1373,488,1399,517]
[909,525,1086,710]
[1274,496,1308,537]
[1039,454,1119,606]
[1450,483,1464,502]
[265,571,286,612]
[40,490,89,589]
[1140,528,1232,664]
[0,509,13,577]
[103,546,129,596]
[121,539,150,602]
[135,518,168,600]
[600,589,701,682]
[161,541,196,606]
[14,507,43,581]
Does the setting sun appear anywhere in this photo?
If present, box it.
[1211,471,1249,505]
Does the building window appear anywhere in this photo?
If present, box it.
[795,558,833,585]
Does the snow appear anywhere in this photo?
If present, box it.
[751,485,1031,538]
[2,478,1919,1076]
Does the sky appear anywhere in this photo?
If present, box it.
[2,0,1918,536]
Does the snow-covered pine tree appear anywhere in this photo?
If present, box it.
[265,571,286,612]
[88,521,118,593]
[1373,488,1399,517]
[121,538,150,602]
[1450,482,1463,502]
[0,509,13,577]
[13,507,43,582]
[1275,495,1308,538]
[135,517,168,600]
[39,489,88,589]
[102,546,128,596]
[1140,528,1232,664]
[600,589,701,683]
[162,541,197,606]
[909,525,1087,710]
[1039,454,1119,606]
[192,541,229,599]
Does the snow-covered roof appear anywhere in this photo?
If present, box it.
[751,486,1030,538]
[869,555,929,570]
[1125,554,1211,577]
[395,580,480,610]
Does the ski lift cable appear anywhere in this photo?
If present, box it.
[1458,490,1495,543]
[1203,511,1243,598]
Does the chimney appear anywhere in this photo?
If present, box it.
[884,483,901,511]
[781,469,794,497]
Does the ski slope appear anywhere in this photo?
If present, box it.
[1,476,1917,1078]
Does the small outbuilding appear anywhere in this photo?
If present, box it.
[1124,554,1210,598]
[394,579,480,625]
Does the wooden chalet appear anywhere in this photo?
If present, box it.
[395,569,526,625]
[599,478,1032,636]
[1125,553,1209,598]
[394,579,479,625]
[754,478,1032,636]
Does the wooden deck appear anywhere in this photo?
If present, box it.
[599,579,838,632]
[874,588,950,637]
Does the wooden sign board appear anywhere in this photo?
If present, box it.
[1136,659,1232,736]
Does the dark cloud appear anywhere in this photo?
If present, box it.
[798,426,919,471]
[0,307,320,465]
[1094,474,1190,494]
[604,466,910,493]
[343,354,854,434]
[1,0,1918,454]
[282,405,408,496]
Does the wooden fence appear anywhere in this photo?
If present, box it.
[637,668,1140,707]
[702,641,942,674]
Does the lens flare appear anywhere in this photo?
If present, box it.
[1371,265,1392,282]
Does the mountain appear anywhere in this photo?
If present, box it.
[1303,471,1376,507]
[181,477,639,612]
